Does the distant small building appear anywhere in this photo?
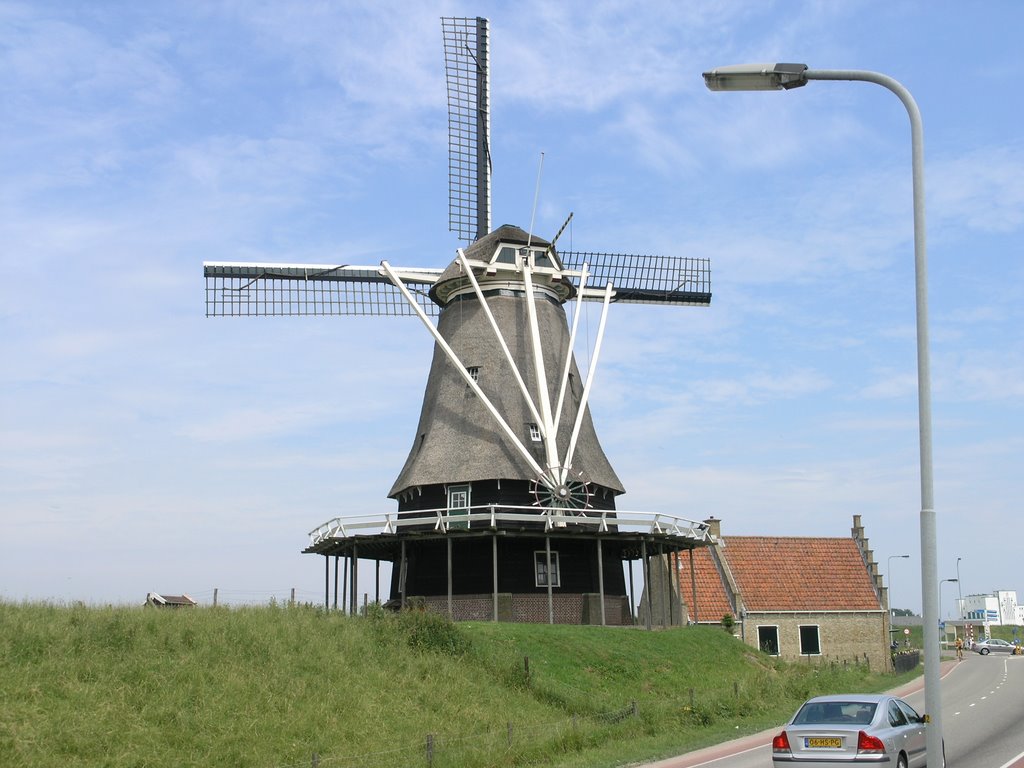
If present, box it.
[145,592,197,608]
[958,590,1021,626]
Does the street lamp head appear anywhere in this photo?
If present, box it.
[702,62,809,91]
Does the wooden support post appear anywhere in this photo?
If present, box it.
[400,539,407,610]
[341,554,348,615]
[333,556,339,611]
[447,536,453,620]
[492,534,499,622]
[323,556,329,611]
[213,587,218,607]
[545,535,554,625]
[690,548,698,624]
[375,559,380,604]
[597,537,606,626]
[628,556,636,625]
[350,544,359,615]
[661,543,669,627]
[642,539,652,630]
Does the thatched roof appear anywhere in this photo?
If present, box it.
[390,227,623,497]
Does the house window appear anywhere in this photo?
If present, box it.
[448,484,470,530]
[799,625,821,656]
[534,551,560,587]
[757,625,780,656]
[528,424,542,442]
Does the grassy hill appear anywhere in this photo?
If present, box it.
[0,601,917,768]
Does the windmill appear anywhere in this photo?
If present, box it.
[204,17,712,626]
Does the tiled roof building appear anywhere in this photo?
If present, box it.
[668,515,891,669]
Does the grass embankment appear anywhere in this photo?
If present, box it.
[0,602,919,768]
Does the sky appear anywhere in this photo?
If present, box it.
[1,1,1021,616]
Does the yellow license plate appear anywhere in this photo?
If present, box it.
[806,738,842,749]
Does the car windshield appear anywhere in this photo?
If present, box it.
[793,701,877,725]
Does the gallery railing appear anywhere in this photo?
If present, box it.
[308,505,710,547]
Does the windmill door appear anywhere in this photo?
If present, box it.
[448,484,470,530]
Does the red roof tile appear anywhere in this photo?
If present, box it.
[678,547,734,622]
[723,536,881,612]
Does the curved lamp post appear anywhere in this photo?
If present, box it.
[941,578,959,620]
[703,62,940,763]
[956,556,963,619]
[887,554,911,616]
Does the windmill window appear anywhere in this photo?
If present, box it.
[533,249,554,268]
[467,366,480,382]
[528,424,542,442]
[495,246,516,265]
[534,551,560,587]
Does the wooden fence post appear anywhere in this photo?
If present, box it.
[311,753,319,768]
[426,733,434,766]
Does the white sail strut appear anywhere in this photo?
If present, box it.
[455,250,544,430]
[379,260,550,485]
[553,262,590,434]
[561,281,613,483]
[520,260,562,485]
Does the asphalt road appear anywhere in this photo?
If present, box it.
[645,654,1024,768]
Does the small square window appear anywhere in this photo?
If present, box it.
[535,551,560,587]
[799,625,821,656]
[758,625,780,655]
[529,424,542,442]
[467,366,480,382]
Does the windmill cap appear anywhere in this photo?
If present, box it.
[430,224,572,306]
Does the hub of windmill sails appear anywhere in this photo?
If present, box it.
[531,467,593,518]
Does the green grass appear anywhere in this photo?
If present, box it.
[0,602,921,768]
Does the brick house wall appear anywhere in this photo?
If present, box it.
[744,610,890,670]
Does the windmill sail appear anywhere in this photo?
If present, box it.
[203,252,710,317]
[442,16,490,244]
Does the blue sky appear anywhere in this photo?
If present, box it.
[2,1,1021,615]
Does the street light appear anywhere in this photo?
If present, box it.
[941,578,959,620]
[703,62,940,764]
[887,554,911,616]
[956,557,963,619]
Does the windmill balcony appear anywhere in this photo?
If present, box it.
[307,505,711,546]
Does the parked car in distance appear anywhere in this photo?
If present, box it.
[972,637,1018,655]
[771,693,939,767]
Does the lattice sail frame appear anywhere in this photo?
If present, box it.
[203,253,710,317]
[442,16,490,244]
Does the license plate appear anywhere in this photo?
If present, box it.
[805,737,842,749]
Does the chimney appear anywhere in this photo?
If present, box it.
[703,516,722,540]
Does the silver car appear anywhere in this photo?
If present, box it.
[771,693,941,767]
[972,637,1018,655]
